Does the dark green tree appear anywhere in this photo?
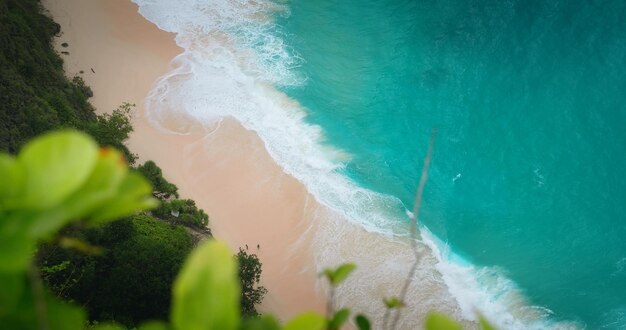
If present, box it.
[237,248,268,316]
[84,103,137,164]
[136,160,179,199]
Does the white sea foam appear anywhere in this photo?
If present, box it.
[131,0,579,328]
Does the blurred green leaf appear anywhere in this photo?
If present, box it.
[138,321,170,330]
[332,263,356,285]
[283,312,326,330]
[77,147,128,202]
[354,314,371,330]
[0,225,35,272]
[478,314,496,330]
[0,154,24,206]
[46,294,87,330]
[90,323,126,330]
[239,315,281,330]
[25,144,152,238]
[89,171,157,224]
[0,273,25,316]
[322,263,356,286]
[383,297,405,309]
[18,130,98,210]
[52,147,129,225]
[328,308,351,330]
[172,240,240,330]
[425,312,462,330]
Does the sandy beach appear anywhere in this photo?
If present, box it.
[42,0,326,319]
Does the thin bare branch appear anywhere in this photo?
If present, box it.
[389,128,437,330]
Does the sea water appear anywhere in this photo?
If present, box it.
[133,0,626,328]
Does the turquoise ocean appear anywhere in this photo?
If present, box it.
[134,0,626,328]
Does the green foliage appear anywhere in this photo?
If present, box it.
[39,215,194,326]
[478,315,497,330]
[282,313,326,330]
[137,321,170,330]
[0,0,97,153]
[425,312,463,330]
[0,131,156,274]
[237,248,268,316]
[322,263,356,286]
[136,160,179,199]
[354,314,371,330]
[383,297,405,309]
[153,199,209,230]
[0,131,156,329]
[240,315,281,330]
[328,308,350,330]
[89,323,126,330]
[84,103,137,164]
[172,240,240,330]
[0,1,138,165]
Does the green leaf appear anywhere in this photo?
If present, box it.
[478,314,497,330]
[328,308,351,330]
[383,297,405,309]
[239,315,281,330]
[90,323,126,330]
[354,314,371,330]
[425,312,462,330]
[89,171,158,223]
[138,321,170,330]
[46,294,87,330]
[0,273,25,316]
[332,263,356,284]
[0,154,24,207]
[322,263,356,285]
[18,130,98,210]
[172,240,240,330]
[78,147,128,198]
[26,147,139,238]
[283,312,326,330]
[0,222,35,272]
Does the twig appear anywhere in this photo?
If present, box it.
[327,285,336,317]
[389,128,437,330]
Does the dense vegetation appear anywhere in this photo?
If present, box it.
[0,0,93,152]
[38,216,194,326]
[136,160,179,199]
[0,0,266,326]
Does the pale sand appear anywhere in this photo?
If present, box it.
[42,0,326,319]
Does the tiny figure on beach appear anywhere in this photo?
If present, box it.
[257,244,260,249]
[245,244,248,250]
[91,68,95,73]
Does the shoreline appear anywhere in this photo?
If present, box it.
[42,0,326,319]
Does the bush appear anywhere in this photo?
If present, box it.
[136,160,179,200]
[153,199,209,229]
[83,103,137,164]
